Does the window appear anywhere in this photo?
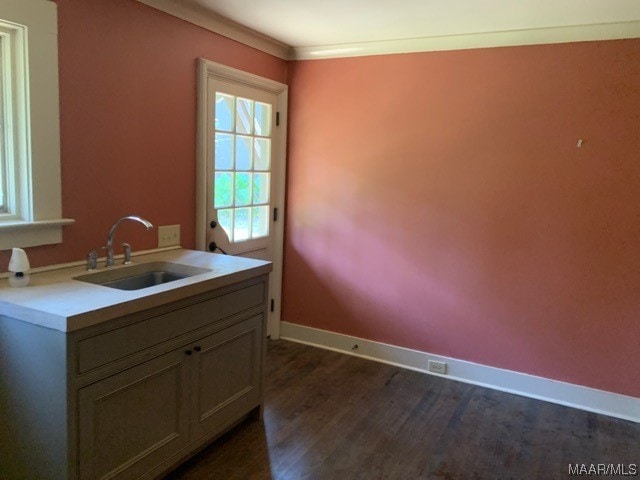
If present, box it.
[0,34,6,213]
[0,0,73,250]
[0,19,27,221]
[213,93,273,242]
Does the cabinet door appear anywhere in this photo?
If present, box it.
[190,314,263,440]
[78,349,190,480]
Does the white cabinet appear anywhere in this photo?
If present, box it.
[78,349,191,480]
[77,315,263,479]
[189,315,262,441]
[0,275,268,480]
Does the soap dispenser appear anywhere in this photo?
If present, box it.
[8,248,30,287]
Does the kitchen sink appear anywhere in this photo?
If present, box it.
[74,261,211,291]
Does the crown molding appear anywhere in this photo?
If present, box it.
[133,3,640,62]
[136,0,293,60]
[293,20,640,60]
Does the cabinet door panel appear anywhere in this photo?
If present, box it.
[191,315,263,439]
[78,350,190,480]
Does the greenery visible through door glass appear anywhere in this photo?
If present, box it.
[252,173,269,204]
[234,172,252,206]
[215,93,234,132]
[214,173,233,208]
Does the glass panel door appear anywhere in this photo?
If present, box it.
[208,81,277,259]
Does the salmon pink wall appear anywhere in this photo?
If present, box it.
[284,39,640,398]
[0,0,286,269]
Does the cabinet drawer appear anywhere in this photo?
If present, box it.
[77,282,265,374]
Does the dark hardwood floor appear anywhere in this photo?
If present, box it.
[165,340,639,480]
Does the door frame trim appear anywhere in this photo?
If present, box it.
[196,59,288,339]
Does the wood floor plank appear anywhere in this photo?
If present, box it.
[165,340,640,480]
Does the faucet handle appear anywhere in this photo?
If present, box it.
[122,242,132,265]
[101,245,113,268]
[87,250,98,271]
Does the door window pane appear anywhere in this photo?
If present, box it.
[253,138,270,171]
[217,208,234,241]
[252,206,269,239]
[234,207,250,241]
[254,102,271,137]
[214,133,234,170]
[236,98,253,134]
[214,173,234,208]
[252,173,269,204]
[234,172,252,206]
[215,93,234,132]
[235,136,252,170]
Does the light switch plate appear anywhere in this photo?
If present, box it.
[158,225,180,247]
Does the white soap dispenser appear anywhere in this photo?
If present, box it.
[8,248,30,287]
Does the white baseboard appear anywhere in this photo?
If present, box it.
[280,322,640,423]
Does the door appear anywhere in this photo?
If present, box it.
[197,60,287,339]
[207,80,277,260]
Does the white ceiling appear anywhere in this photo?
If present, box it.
[139,0,640,59]
[190,0,640,46]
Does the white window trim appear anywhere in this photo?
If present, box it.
[0,0,74,250]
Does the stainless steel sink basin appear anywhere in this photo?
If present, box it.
[74,261,211,291]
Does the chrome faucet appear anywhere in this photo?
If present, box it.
[105,215,153,267]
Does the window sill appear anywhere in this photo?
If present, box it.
[0,218,75,249]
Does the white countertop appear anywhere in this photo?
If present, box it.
[0,249,271,332]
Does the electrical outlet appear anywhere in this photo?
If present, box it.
[428,360,447,375]
[158,225,181,247]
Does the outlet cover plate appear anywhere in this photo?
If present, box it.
[428,360,447,375]
[158,224,180,248]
